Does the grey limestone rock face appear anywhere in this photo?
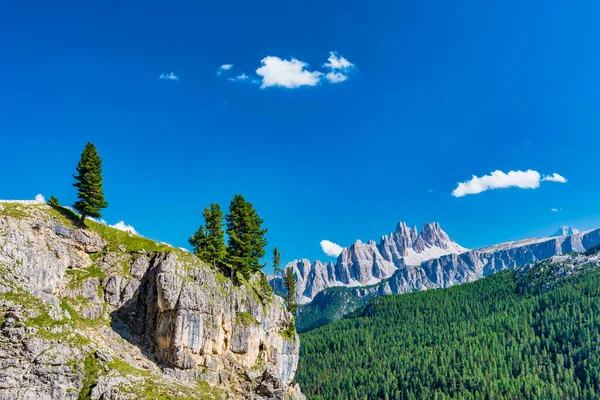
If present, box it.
[0,204,303,400]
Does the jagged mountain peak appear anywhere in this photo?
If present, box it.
[551,226,580,237]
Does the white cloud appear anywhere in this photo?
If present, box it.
[256,56,322,88]
[452,170,541,197]
[217,64,234,75]
[325,72,348,83]
[229,73,249,82]
[224,52,357,88]
[323,51,355,70]
[35,194,45,203]
[320,240,343,257]
[551,208,559,212]
[159,72,179,81]
[542,173,567,183]
[110,221,138,235]
[452,169,568,197]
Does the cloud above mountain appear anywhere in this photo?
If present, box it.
[452,169,567,197]
[320,240,343,257]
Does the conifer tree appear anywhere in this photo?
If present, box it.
[189,203,226,269]
[73,142,108,226]
[284,266,297,314]
[226,194,268,278]
[273,247,282,275]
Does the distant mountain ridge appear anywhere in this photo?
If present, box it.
[270,222,467,303]
[290,224,600,331]
[273,223,600,305]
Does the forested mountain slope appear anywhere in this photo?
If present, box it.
[297,250,600,399]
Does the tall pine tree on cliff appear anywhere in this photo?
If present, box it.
[73,142,108,226]
[226,194,267,279]
[189,203,227,269]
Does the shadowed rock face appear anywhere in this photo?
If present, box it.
[270,222,467,303]
[0,203,304,400]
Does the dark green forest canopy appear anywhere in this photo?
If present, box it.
[297,257,600,400]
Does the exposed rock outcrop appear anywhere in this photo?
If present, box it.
[270,222,467,303]
[0,202,304,400]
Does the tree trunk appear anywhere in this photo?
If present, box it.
[79,213,86,228]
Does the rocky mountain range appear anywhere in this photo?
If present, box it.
[270,222,467,304]
[273,220,600,326]
[0,202,304,400]
[290,223,600,332]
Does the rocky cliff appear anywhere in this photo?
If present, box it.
[0,202,304,400]
[270,222,467,303]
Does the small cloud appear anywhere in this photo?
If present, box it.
[110,221,138,235]
[428,189,434,193]
[217,64,234,75]
[159,72,179,81]
[179,247,190,253]
[323,51,355,70]
[320,240,343,257]
[325,72,348,83]
[551,208,559,212]
[35,194,45,203]
[542,173,567,183]
[228,73,249,82]
[256,56,322,88]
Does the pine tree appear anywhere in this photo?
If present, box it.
[73,143,108,226]
[189,203,226,269]
[226,194,268,279]
[273,247,283,275]
[284,266,297,314]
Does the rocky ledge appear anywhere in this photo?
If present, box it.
[0,202,304,400]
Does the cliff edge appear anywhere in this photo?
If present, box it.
[0,202,304,400]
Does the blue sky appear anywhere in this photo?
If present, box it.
[2,0,600,272]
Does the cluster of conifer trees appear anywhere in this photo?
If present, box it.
[60,142,298,312]
[188,195,268,279]
[297,264,600,399]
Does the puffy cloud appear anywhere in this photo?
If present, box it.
[542,173,567,183]
[35,194,45,203]
[256,56,322,88]
[323,51,355,70]
[325,72,348,83]
[551,208,559,212]
[225,52,356,88]
[159,72,179,81]
[110,221,138,235]
[452,170,540,197]
[452,169,568,197]
[320,240,343,257]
